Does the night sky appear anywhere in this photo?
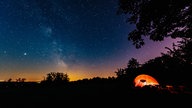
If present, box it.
[0,0,178,81]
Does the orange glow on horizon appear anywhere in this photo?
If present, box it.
[0,65,116,82]
[134,74,159,87]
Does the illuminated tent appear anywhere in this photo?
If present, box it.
[134,74,159,87]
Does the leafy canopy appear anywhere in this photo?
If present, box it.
[117,0,192,48]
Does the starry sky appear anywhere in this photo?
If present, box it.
[0,0,178,81]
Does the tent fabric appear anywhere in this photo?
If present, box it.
[134,74,159,87]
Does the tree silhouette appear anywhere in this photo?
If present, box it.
[7,78,12,82]
[162,38,192,85]
[115,58,141,87]
[115,58,140,79]
[41,72,70,86]
[117,0,192,48]
[45,72,69,82]
[164,38,192,64]
[115,68,126,79]
[127,57,140,69]
[15,78,26,82]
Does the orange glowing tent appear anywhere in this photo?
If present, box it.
[134,74,159,87]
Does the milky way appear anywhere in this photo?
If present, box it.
[0,0,178,81]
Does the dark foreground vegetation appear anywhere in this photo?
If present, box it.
[0,77,192,107]
[1,0,192,107]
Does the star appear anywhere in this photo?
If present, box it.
[24,52,27,56]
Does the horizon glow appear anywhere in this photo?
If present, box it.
[0,0,179,81]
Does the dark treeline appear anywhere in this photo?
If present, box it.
[0,44,189,105]
[1,38,192,106]
[1,0,192,107]
[115,39,192,88]
[0,68,192,107]
[116,0,192,88]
